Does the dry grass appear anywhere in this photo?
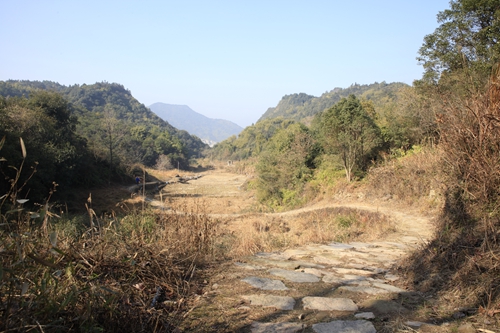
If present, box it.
[222,207,396,257]
[0,199,220,332]
[364,146,444,211]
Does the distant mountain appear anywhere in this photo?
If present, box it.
[258,82,408,124]
[149,103,243,144]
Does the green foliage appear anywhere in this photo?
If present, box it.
[258,82,408,124]
[0,93,91,203]
[211,117,296,160]
[255,123,319,208]
[418,0,500,83]
[0,80,207,170]
[315,95,382,182]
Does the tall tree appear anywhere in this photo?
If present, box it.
[318,95,381,182]
[418,0,500,83]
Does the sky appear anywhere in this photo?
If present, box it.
[1,0,451,128]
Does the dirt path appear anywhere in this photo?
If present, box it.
[143,170,443,332]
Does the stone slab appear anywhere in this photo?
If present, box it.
[371,282,405,293]
[250,322,303,333]
[384,273,400,282]
[337,285,388,295]
[269,268,320,283]
[313,255,344,266]
[242,277,288,290]
[255,252,291,260]
[326,242,355,250]
[355,312,375,319]
[242,294,295,310]
[312,320,376,333]
[302,297,358,311]
[235,262,265,270]
[323,274,367,285]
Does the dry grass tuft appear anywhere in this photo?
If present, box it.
[224,207,396,257]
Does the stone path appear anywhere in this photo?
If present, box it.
[198,234,440,333]
[234,240,419,333]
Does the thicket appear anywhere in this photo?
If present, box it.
[0,92,98,204]
[400,0,500,317]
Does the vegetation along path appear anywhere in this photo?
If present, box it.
[136,169,455,332]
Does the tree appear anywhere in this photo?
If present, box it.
[318,95,381,182]
[418,0,500,83]
[256,123,318,207]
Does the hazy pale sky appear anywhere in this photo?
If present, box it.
[1,1,450,127]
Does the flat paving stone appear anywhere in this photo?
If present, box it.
[282,248,311,258]
[337,285,388,295]
[234,262,265,270]
[300,268,327,277]
[312,320,376,333]
[371,282,405,293]
[242,294,296,310]
[255,252,291,260]
[242,277,289,290]
[251,258,323,270]
[269,268,320,283]
[326,242,355,250]
[250,322,303,333]
[323,274,367,285]
[302,297,358,311]
[384,273,400,281]
[355,312,375,319]
[313,255,344,266]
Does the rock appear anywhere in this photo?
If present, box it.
[312,320,376,333]
[269,268,320,283]
[302,297,358,312]
[234,262,265,270]
[326,242,355,250]
[241,277,288,290]
[313,255,344,266]
[384,273,400,281]
[360,299,408,315]
[337,285,388,295]
[371,282,405,293]
[242,294,296,310]
[255,252,291,260]
[300,268,327,277]
[355,312,375,319]
[250,321,303,333]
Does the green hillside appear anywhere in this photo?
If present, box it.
[0,80,207,168]
[259,82,408,123]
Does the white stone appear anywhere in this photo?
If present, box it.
[302,297,358,311]
[242,277,288,290]
[355,312,375,319]
[242,294,295,310]
[269,268,320,283]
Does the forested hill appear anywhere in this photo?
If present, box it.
[258,82,408,123]
[149,103,243,145]
[0,80,207,167]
